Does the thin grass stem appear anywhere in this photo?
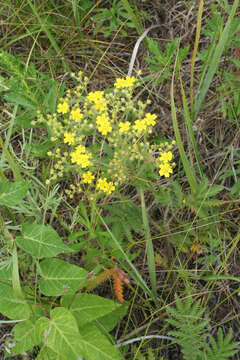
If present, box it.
[26,0,70,72]
[190,0,204,115]
[171,55,198,194]
[139,187,157,301]
[194,0,239,119]
[180,77,204,179]
[98,212,153,300]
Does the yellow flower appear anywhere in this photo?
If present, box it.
[96,114,112,135]
[114,76,136,89]
[119,121,131,134]
[87,91,104,103]
[71,146,91,168]
[87,91,107,113]
[75,144,86,153]
[64,132,75,145]
[133,119,147,133]
[144,113,157,126]
[159,151,173,163]
[57,101,69,114]
[94,101,107,113]
[96,178,115,194]
[82,171,94,184]
[71,108,83,121]
[159,163,173,178]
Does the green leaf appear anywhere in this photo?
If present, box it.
[0,264,12,280]
[10,319,39,355]
[78,323,122,360]
[0,283,30,319]
[205,184,224,197]
[94,302,129,332]
[0,181,29,207]
[61,293,120,327]
[204,328,240,360]
[4,92,36,108]
[38,258,88,296]
[37,347,65,360]
[27,141,53,158]
[36,307,83,360]
[16,223,72,258]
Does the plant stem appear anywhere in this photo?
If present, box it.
[139,187,157,301]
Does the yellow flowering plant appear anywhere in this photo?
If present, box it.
[34,72,175,198]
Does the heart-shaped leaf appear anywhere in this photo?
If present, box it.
[38,258,88,296]
[36,307,83,359]
[0,181,29,207]
[0,283,30,319]
[16,223,72,258]
[78,323,122,360]
[61,293,119,326]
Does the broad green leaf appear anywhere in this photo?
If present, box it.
[0,181,29,207]
[37,347,64,360]
[0,264,12,280]
[0,283,30,319]
[36,307,83,360]
[61,294,119,326]
[78,323,122,360]
[94,302,129,332]
[38,258,88,296]
[11,319,39,355]
[16,223,72,258]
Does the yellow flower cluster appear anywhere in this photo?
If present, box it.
[57,101,69,114]
[35,72,175,197]
[71,107,83,121]
[71,145,92,168]
[96,114,112,136]
[82,171,94,184]
[114,76,136,89]
[64,132,75,145]
[157,148,175,178]
[96,178,115,195]
[119,121,130,134]
[87,91,107,113]
[133,113,157,134]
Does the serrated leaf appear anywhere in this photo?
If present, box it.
[36,307,83,360]
[0,181,29,207]
[61,293,119,327]
[38,258,88,296]
[4,92,36,108]
[206,185,224,197]
[16,223,72,258]
[78,323,122,360]
[0,283,30,319]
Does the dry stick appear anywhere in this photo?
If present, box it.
[115,335,174,348]
[128,25,162,77]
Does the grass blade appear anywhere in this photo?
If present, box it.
[194,0,239,119]
[180,77,204,179]
[139,187,157,301]
[26,0,70,72]
[99,213,153,300]
[171,54,198,194]
[190,0,204,114]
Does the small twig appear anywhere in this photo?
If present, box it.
[115,335,174,348]
[128,25,162,77]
